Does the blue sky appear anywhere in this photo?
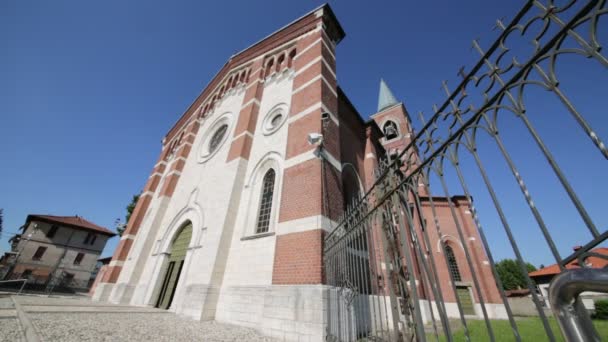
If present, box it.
[1,1,606,268]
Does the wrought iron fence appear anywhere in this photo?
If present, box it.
[324,0,607,341]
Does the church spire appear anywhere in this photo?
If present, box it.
[377,78,399,112]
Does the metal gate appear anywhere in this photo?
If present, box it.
[324,0,607,341]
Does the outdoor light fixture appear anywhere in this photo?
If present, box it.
[307,132,323,146]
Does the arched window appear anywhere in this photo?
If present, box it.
[255,169,276,234]
[383,120,399,140]
[276,53,285,72]
[342,165,362,209]
[264,59,274,78]
[445,244,462,282]
[287,49,296,68]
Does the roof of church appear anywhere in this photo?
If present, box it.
[232,4,345,58]
[26,214,116,236]
[377,79,399,112]
[164,4,345,142]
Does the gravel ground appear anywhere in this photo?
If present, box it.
[0,318,24,342]
[30,312,277,342]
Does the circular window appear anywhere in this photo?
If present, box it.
[270,114,283,128]
[262,104,288,135]
[208,124,228,153]
[198,114,232,163]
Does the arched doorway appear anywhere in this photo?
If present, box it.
[155,222,192,309]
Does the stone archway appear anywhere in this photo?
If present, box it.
[154,222,193,309]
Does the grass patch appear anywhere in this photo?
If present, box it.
[427,317,608,341]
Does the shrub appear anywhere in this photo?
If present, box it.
[594,299,608,319]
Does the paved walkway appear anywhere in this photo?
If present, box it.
[0,295,276,342]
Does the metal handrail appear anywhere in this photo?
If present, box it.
[549,268,608,342]
[0,279,28,295]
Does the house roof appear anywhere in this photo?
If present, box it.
[529,247,608,278]
[26,214,116,237]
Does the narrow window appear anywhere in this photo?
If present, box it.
[264,59,274,78]
[276,53,285,72]
[47,225,59,238]
[89,235,96,245]
[74,253,85,265]
[32,246,47,261]
[287,49,296,68]
[445,244,462,282]
[383,120,399,140]
[255,169,276,234]
[84,233,91,244]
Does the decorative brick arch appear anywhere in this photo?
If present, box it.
[437,234,464,253]
[341,162,364,207]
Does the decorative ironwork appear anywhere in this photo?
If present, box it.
[324,1,607,341]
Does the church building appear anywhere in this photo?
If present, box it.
[93,4,505,341]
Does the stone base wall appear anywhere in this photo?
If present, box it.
[94,282,508,341]
[108,282,137,305]
[91,282,114,302]
[216,285,327,341]
[177,283,219,320]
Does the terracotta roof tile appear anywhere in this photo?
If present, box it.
[27,214,116,236]
[529,248,608,278]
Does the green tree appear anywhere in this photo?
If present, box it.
[126,194,140,223]
[117,194,139,237]
[495,259,537,290]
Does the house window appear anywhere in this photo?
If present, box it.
[74,253,85,265]
[47,225,59,238]
[32,246,47,261]
[84,233,96,245]
[445,244,462,282]
[383,120,399,140]
[255,169,276,234]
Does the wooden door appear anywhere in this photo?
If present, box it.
[154,223,192,309]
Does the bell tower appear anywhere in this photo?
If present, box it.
[370,79,414,158]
